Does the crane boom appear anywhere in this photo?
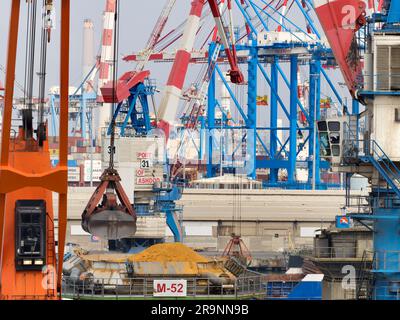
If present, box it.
[157,0,206,138]
[206,0,244,84]
[135,0,177,72]
[313,0,371,97]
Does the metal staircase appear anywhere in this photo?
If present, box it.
[109,80,156,136]
[367,140,400,199]
[356,250,375,300]
[343,117,400,198]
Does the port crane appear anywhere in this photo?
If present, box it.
[85,0,246,247]
[314,0,400,300]
[0,0,69,299]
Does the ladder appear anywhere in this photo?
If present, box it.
[356,250,375,300]
[46,214,56,298]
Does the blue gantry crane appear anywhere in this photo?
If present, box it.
[314,0,400,300]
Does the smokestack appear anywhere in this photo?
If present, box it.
[98,0,116,141]
[82,19,95,85]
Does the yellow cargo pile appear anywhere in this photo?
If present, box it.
[130,243,210,263]
[73,243,235,280]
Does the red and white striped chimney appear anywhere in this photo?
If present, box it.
[157,0,205,138]
[98,0,116,133]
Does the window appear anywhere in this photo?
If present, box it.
[319,132,331,157]
[376,44,400,91]
[329,132,340,144]
[332,145,341,156]
[15,200,46,270]
[317,121,328,131]
[328,121,340,131]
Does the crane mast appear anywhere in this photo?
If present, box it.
[0,0,69,300]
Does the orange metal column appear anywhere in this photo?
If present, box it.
[57,0,70,294]
[0,0,21,285]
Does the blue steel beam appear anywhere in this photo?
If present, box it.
[207,43,216,178]
[247,45,258,179]
[320,67,344,108]
[276,63,310,122]
[293,0,321,39]
[257,62,290,119]
[234,0,258,37]
[215,65,249,123]
[246,0,269,32]
[270,55,278,183]
[258,0,316,41]
[288,55,298,184]
[308,58,321,186]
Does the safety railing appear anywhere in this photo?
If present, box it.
[61,275,267,300]
[372,287,400,301]
[374,250,400,272]
[361,72,400,93]
[265,281,299,299]
[311,246,373,259]
[134,204,184,216]
[345,195,372,215]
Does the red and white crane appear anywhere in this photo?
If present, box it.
[100,0,177,104]
[157,0,206,137]
[313,0,374,97]
[207,0,244,84]
[135,0,177,72]
[158,0,245,138]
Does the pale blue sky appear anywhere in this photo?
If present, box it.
[0,0,352,131]
[0,0,191,93]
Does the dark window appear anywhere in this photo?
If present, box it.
[332,145,340,156]
[20,226,42,255]
[15,200,46,271]
[317,121,328,131]
[319,132,330,149]
[328,121,340,131]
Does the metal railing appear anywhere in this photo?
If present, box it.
[312,246,373,259]
[374,250,400,272]
[372,287,400,301]
[265,281,299,299]
[61,275,267,300]
[345,195,372,215]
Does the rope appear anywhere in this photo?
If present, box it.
[38,0,49,125]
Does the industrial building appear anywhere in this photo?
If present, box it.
[0,0,399,302]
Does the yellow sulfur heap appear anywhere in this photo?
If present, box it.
[130,243,210,263]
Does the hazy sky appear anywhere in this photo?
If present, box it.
[0,0,352,130]
[0,0,191,92]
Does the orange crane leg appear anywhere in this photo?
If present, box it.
[0,0,70,300]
